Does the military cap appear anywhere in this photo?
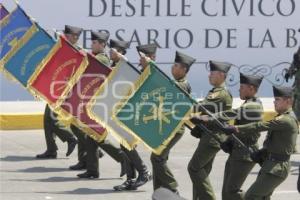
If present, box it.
[109,39,130,51]
[136,43,158,55]
[273,86,293,97]
[91,31,109,42]
[64,25,83,36]
[175,51,196,70]
[240,73,263,88]
[209,61,231,73]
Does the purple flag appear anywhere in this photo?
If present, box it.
[0,4,9,20]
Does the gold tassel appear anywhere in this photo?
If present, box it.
[27,37,62,87]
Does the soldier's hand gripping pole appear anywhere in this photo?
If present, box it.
[190,103,254,154]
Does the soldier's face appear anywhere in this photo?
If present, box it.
[149,54,156,61]
[274,97,292,113]
[239,84,256,100]
[209,71,225,86]
[172,63,186,80]
[91,40,105,53]
[110,48,122,62]
[65,33,79,45]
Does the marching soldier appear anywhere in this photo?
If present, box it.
[194,73,264,199]
[69,30,109,171]
[108,39,152,191]
[222,86,299,199]
[285,46,300,121]
[35,25,81,159]
[188,61,233,200]
[136,43,158,71]
[77,33,130,179]
[284,46,300,194]
[150,51,195,194]
[221,74,263,200]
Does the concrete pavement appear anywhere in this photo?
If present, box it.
[0,129,299,200]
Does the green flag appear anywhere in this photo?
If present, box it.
[112,62,196,155]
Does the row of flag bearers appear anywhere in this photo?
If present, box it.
[1,3,299,200]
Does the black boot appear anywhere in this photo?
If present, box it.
[119,151,130,177]
[133,171,152,188]
[36,151,57,159]
[113,179,137,191]
[66,139,77,157]
[77,171,99,179]
[69,162,86,170]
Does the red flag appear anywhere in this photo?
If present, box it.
[58,53,112,142]
[28,35,88,107]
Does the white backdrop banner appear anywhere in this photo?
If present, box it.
[1,0,300,100]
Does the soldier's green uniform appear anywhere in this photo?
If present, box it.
[293,68,300,121]
[95,52,110,66]
[77,32,130,178]
[36,25,83,159]
[111,40,151,191]
[38,105,77,156]
[288,47,300,121]
[296,69,300,194]
[215,74,264,200]
[236,86,299,200]
[69,125,88,169]
[188,61,232,200]
[70,31,109,170]
[151,51,195,193]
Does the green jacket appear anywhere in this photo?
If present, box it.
[198,83,233,146]
[215,97,264,161]
[95,52,110,67]
[237,108,299,178]
[175,76,192,94]
[293,70,300,120]
[237,108,299,156]
[175,76,192,134]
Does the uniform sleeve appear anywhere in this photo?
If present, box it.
[215,101,262,121]
[197,90,232,114]
[176,82,191,94]
[96,55,110,66]
[237,117,289,133]
[213,108,239,122]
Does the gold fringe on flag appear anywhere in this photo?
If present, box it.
[54,107,108,143]
[0,24,38,70]
[54,56,89,108]
[26,36,62,87]
[111,63,194,155]
[86,59,139,150]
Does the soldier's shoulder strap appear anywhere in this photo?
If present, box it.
[223,86,233,99]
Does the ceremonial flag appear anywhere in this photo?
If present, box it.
[112,62,196,155]
[57,53,112,142]
[3,23,55,86]
[87,59,140,150]
[28,35,88,108]
[0,4,9,20]
[0,5,35,63]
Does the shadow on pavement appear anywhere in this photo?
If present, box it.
[5,167,69,173]
[36,188,146,195]
[0,155,67,162]
[7,176,123,183]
